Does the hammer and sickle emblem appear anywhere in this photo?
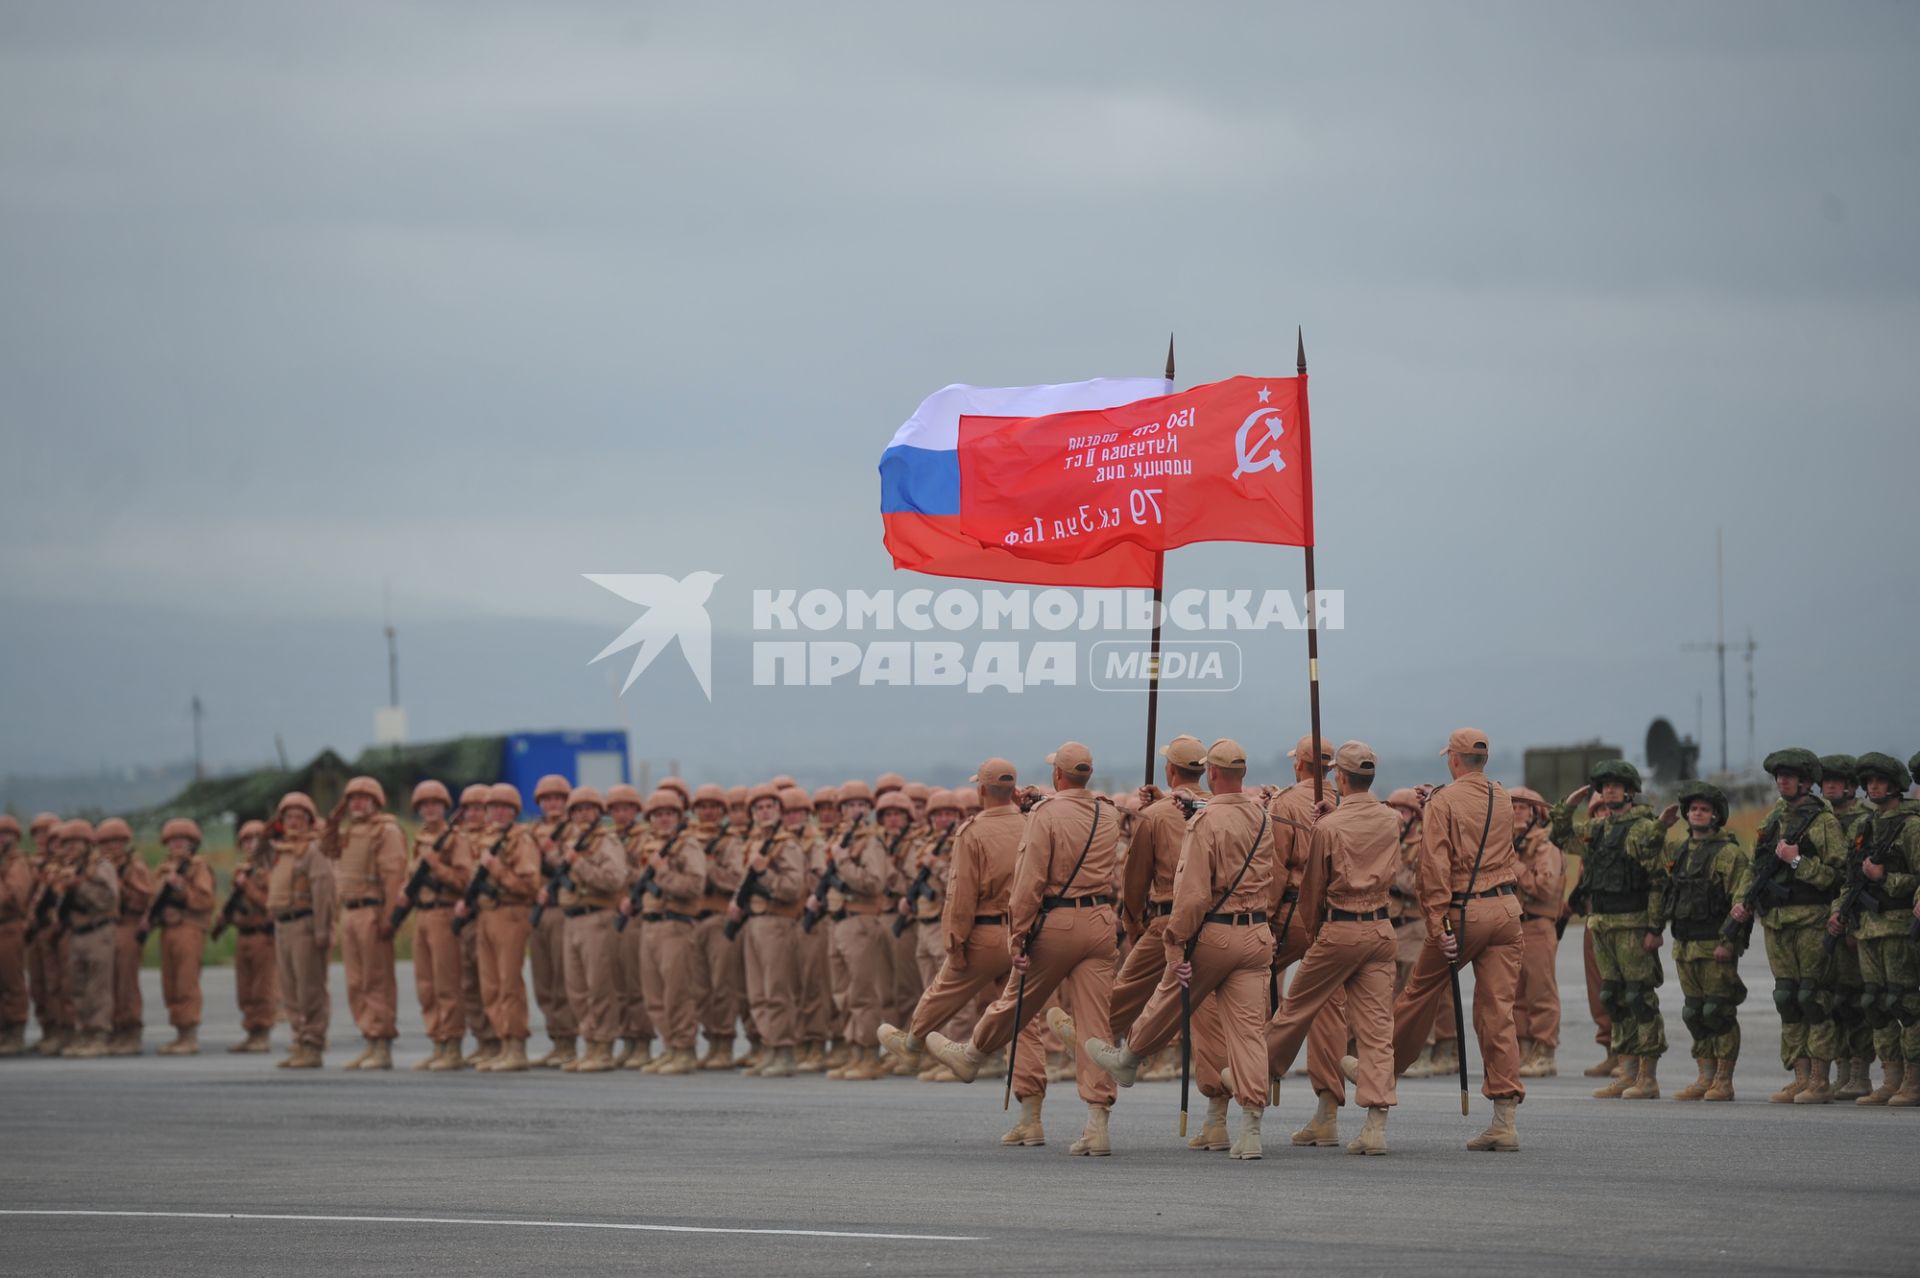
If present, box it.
[1233,406,1287,481]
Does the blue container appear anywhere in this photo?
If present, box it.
[501,731,630,809]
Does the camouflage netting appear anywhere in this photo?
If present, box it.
[152,736,506,824]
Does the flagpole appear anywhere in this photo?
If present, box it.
[1298,328,1323,804]
[1142,333,1175,788]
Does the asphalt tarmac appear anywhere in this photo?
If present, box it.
[0,937,1908,1276]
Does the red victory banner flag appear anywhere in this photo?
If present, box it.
[955,375,1313,564]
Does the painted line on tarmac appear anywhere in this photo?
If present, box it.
[0,1209,985,1243]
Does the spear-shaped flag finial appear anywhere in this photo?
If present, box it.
[1297,326,1307,377]
[1165,332,1176,383]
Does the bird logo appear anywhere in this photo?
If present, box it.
[585,571,724,700]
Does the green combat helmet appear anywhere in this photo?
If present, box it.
[1762,747,1823,784]
[1854,752,1913,795]
[1908,751,1920,788]
[1588,759,1643,793]
[1819,754,1859,785]
[1675,780,1730,828]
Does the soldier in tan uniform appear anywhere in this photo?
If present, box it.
[549,787,628,1073]
[404,781,474,1071]
[1260,742,1401,1155]
[153,818,217,1056]
[1386,789,1425,993]
[818,781,875,1075]
[1509,787,1565,1078]
[454,784,496,1065]
[1088,739,1278,1158]
[794,785,840,1071]
[0,815,30,1056]
[524,774,578,1067]
[52,821,118,1058]
[25,812,71,1055]
[882,761,1034,1132]
[687,783,746,1069]
[905,788,964,1073]
[825,789,910,1080]
[268,793,336,1068]
[638,787,709,1075]
[224,820,278,1053]
[604,783,655,1070]
[929,743,1122,1156]
[95,818,151,1055]
[324,776,407,1070]
[890,782,933,1033]
[466,783,538,1072]
[732,785,812,1077]
[1392,727,1526,1151]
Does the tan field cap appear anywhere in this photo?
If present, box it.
[1287,735,1335,764]
[969,757,1018,785]
[1206,738,1248,770]
[1158,735,1207,768]
[1440,727,1491,757]
[1334,740,1378,773]
[1046,741,1094,777]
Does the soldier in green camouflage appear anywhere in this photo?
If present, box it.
[1818,755,1876,1099]
[1725,748,1846,1104]
[1828,752,1920,1107]
[1649,782,1749,1102]
[1552,760,1668,1100]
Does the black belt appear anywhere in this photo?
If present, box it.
[697,909,718,920]
[1042,894,1113,910]
[69,918,111,936]
[416,901,447,911]
[238,924,275,936]
[1144,900,1173,918]
[973,914,1007,926]
[1328,907,1389,923]
[1203,910,1268,926]
[1391,917,1412,928]
[275,909,313,923]
[659,911,697,925]
[1452,884,1516,902]
[564,905,606,918]
[1521,911,1555,924]
[345,897,382,910]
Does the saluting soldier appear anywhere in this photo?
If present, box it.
[0,815,31,1056]
[405,781,474,1071]
[95,818,151,1056]
[225,819,278,1054]
[929,742,1122,1156]
[468,783,538,1072]
[1088,739,1279,1159]
[1724,749,1846,1103]
[1555,760,1669,1101]
[1393,728,1526,1151]
[268,793,336,1069]
[326,776,407,1071]
[153,818,216,1056]
[1831,752,1920,1107]
[1651,782,1747,1102]
[733,785,812,1077]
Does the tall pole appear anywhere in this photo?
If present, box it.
[1299,328,1323,804]
[1141,332,1174,788]
[384,581,400,710]
[191,694,204,782]
[1715,528,1727,774]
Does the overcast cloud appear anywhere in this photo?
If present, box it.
[2,1,1916,784]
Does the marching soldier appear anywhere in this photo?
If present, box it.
[928,742,1122,1157]
[1088,739,1278,1159]
[826,790,911,1080]
[326,776,406,1071]
[524,774,578,1068]
[605,783,655,1070]
[552,787,627,1073]
[405,781,474,1071]
[1510,788,1564,1078]
[59,820,120,1058]
[1111,736,1206,1069]
[1725,749,1845,1103]
[1555,760,1669,1100]
[0,815,32,1056]
[638,786,707,1076]
[153,818,216,1056]
[26,812,71,1055]
[454,784,496,1065]
[225,819,278,1053]
[95,818,151,1055]
[687,782,746,1070]
[1392,728,1526,1151]
[880,760,1032,1133]
[1260,741,1399,1155]
[1817,755,1874,1099]
[732,785,812,1077]
[467,783,537,1072]
[1650,781,1747,1102]
[268,793,336,1069]
[1831,752,1920,1107]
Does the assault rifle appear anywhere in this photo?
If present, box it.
[618,812,690,932]
[208,873,251,943]
[1721,807,1822,942]
[532,828,595,928]
[801,823,863,934]
[724,833,781,941]
[135,872,187,946]
[450,828,515,937]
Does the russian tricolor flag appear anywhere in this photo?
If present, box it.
[878,378,1168,587]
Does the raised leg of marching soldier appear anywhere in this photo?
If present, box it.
[1267,924,1397,1154]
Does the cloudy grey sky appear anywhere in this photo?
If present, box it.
[3,1,1916,786]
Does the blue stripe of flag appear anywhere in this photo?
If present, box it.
[878,445,960,516]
